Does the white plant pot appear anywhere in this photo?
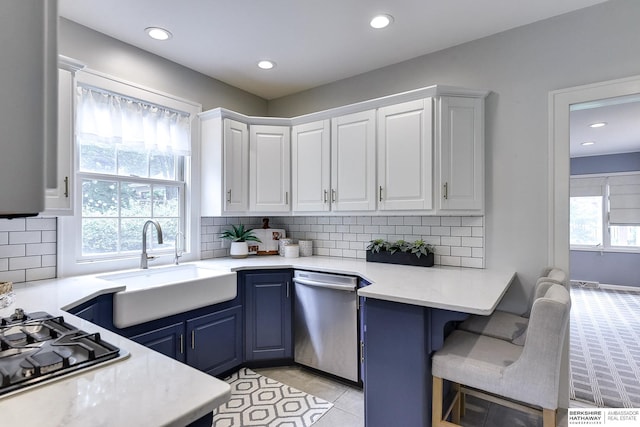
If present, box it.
[230,241,249,259]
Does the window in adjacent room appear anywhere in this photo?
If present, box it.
[570,173,640,251]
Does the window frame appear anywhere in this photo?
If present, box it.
[570,171,640,254]
[58,69,202,277]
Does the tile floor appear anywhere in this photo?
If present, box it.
[255,365,571,427]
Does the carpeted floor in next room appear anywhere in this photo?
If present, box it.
[570,285,640,408]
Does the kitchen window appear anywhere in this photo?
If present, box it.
[58,71,202,276]
[570,173,640,252]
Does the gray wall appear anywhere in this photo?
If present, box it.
[571,152,640,287]
[59,19,268,115]
[268,0,640,312]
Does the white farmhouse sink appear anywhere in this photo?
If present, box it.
[97,264,237,328]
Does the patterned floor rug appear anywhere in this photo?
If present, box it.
[212,368,333,427]
[570,285,640,408]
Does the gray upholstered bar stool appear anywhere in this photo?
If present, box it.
[457,267,567,344]
[431,283,571,427]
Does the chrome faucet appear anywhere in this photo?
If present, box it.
[174,231,184,265]
[141,220,163,269]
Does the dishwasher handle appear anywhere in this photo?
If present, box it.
[292,277,357,292]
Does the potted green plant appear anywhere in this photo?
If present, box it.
[220,224,261,258]
[366,239,435,267]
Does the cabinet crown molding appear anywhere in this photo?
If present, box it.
[199,84,489,126]
[58,55,86,72]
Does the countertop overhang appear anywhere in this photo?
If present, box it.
[0,256,515,426]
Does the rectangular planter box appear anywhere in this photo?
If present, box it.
[366,250,434,267]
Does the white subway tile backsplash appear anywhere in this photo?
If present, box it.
[26,243,56,256]
[0,270,26,283]
[9,256,42,270]
[26,267,57,282]
[461,237,483,248]
[0,233,8,245]
[0,259,7,271]
[199,215,485,268]
[41,231,57,243]
[441,217,462,226]
[26,218,56,231]
[0,245,26,258]
[9,231,42,244]
[462,216,483,227]
[0,219,26,232]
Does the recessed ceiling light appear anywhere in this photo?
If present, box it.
[370,14,393,29]
[589,122,607,128]
[145,27,172,41]
[581,141,596,146]
[257,60,276,70]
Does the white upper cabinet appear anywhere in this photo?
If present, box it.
[331,110,377,212]
[377,99,433,211]
[250,125,291,212]
[436,96,484,212]
[201,115,249,216]
[44,57,86,216]
[292,120,330,212]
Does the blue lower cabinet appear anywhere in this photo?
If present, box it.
[67,294,114,331]
[186,306,243,376]
[243,271,293,361]
[130,322,186,363]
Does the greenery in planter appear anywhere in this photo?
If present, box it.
[367,239,434,258]
[220,224,262,243]
[366,238,435,267]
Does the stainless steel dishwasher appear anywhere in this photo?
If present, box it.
[293,270,359,382]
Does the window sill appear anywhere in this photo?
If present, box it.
[570,247,640,254]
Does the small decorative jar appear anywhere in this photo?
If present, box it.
[279,238,293,256]
[298,240,313,257]
[0,281,15,309]
[283,244,299,258]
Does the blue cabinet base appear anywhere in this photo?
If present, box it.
[363,298,469,427]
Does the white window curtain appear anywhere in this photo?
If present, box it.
[569,176,606,197]
[76,85,191,155]
[609,174,640,225]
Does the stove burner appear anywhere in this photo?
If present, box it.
[20,349,73,377]
[0,308,123,397]
[4,332,27,346]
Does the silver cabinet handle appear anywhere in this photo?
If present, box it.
[285,191,289,204]
[323,189,328,203]
[332,189,336,203]
[443,182,448,200]
[179,334,184,354]
[286,281,290,298]
[379,185,383,202]
[64,176,69,198]
[227,189,232,203]
[191,330,195,350]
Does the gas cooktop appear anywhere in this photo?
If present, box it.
[0,308,127,397]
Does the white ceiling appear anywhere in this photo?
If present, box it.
[570,95,640,158]
[59,0,608,100]
[59,0,638,158]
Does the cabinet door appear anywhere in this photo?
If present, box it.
[377,99,433,211]
[44,68,74,215]
[291,120,331,212]
[186,305,243,376]
[130,322,186,363]
[244,271,293,361]
[331,110,376,211]
[437,96,484,212]
[223,119,249,213]
[250,125,291,212]
[200,115,249,216]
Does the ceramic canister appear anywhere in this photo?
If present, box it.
[283,244,299,258]
[298,240,312,257]
[278,238,293,256]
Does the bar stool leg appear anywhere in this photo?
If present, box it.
[543,408,557,427]
[452,383,461,424]
[432,376,444,426]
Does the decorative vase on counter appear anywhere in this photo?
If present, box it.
[230,241,249,259]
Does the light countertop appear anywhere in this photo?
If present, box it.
[0,256,515,426]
